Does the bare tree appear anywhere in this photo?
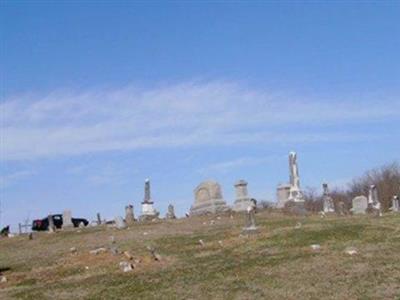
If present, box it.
[301,161,399,213]
[303,186,323,212]
[348,162,400,211]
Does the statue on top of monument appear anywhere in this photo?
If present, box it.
[322,183,335,213]
[289,152,300,188]
[368,184,381,216]
[288,151,304,203]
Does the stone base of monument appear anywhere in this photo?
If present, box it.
[190,199,230,216]
[283,200,307,216]
[242,226,259,235]
[139,202,159,221]
[62,224,74,231]
[139,214,159,222]
[233,198,253,212]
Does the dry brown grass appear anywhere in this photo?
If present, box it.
[1,211,399,299]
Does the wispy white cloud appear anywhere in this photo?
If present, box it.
[1,81,399,161]
[66,163,138,186]
[0,170,34,188]
[199,156,282,174]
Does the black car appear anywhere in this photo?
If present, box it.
[32,214,88,231]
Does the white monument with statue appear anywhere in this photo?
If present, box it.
[276,151,305,208]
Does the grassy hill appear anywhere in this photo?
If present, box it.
[1,211,400,299]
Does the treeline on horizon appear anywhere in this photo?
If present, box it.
[303,161,400,212]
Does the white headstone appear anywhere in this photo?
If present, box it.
[115,216,127,229]
[62,210,74,228]
[351,196,368,214]
[48,215,55,232]
[242,201,258,234]
[391,195,399,212]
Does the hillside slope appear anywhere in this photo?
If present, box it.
[1,212,400,299]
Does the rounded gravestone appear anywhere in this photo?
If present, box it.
[190,180,229,216]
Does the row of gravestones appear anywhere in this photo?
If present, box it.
[45,205,176,232]
[351,185,400,215]
[113,204,177,229]
[52,183,399,232]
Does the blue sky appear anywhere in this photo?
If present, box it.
[1,1,399,230]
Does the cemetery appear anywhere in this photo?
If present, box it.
[2,1,399,298]
[0,152,399,299]
[3,2,400,298]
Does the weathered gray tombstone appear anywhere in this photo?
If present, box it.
[48,215,55,233]
[165,204,176,219]
[336,201,346,216]
[391,195,400,212]
[233,180,252,212]
[62,210,74,229]
[140,179,158,221]
[96,213,102,225]
[190,180,230,215]
[351,196,368,214]
[242,200,258,234]
[368,185,381,216]
[115,216,127,229]
[322,183,335,213]
[276,183,291,208]
[125,205,135,225]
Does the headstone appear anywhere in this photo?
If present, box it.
[190,180,230,215]
[233,180,253,212]
[96,213,102,225]
[165,204,176,219]
[322,183,335,213]
[351,196,368,214]
[242,201,258,234]
[62,210,74,229]
[276,183,291,208]
[140,179,158,220]
[48,215,55,232]
[368,185,381,215]
[336,201,346,216]
[125,205,135,225]
[114,216,127,229]
[391,195,400,212]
